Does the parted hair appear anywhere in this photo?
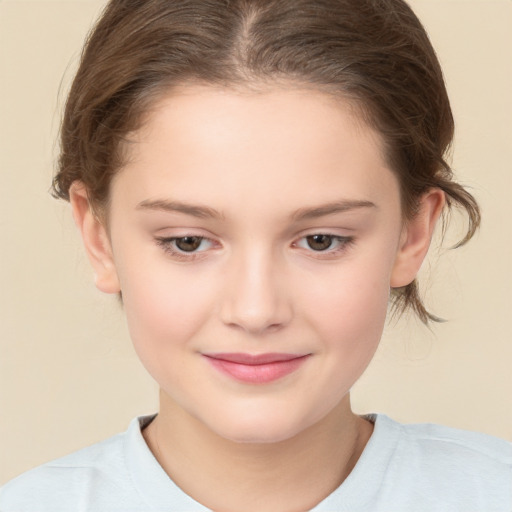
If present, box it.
[53,0,480,323]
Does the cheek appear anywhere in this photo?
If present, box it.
[299,254,393,365]
[317,283,388,364]
[116,257,216,363]
[303,256,391,327]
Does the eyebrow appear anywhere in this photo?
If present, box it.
[291,199,377,222]
[137,199,224,219]
[136,198,376,221]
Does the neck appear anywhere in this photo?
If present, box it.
[143,391,373,512]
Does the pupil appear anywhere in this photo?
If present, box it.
[307,234,332,251]
[176,236,202,252]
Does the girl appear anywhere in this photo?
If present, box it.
[1,0,510,510]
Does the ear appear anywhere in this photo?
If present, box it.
[391,189,445,288]
[69,182,121,294]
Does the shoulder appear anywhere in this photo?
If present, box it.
[319,415,512,512]
[391,416,512,468]
[0,416,150,512]
[373,415,512,510]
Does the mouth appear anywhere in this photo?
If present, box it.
[202,352,311,384]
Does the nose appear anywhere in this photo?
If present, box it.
[219,247,293,335]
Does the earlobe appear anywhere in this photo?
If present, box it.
[390,189,445,288]
[69,182,121,294]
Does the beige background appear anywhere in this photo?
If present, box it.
[1,0,511,485]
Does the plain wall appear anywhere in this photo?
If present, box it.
[1,0,511,485]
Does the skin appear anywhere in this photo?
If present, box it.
[70,85,444,511]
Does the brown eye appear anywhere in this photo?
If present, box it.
[306,234,334,251]
[175,236,203,252]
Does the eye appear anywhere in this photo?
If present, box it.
[155,235,216,260]
[305,234,335,251]
[294,234,354,255]
[173,236,206,252]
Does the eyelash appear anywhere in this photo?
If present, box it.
[155,234,355,261]
[292,234,355,258]
[155,236,216,262]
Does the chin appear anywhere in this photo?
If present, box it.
[206,409,316,445]
[219,426,300,445]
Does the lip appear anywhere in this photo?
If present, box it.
[203,352,311,384]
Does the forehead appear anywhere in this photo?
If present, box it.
[114,85,398,217]
[132,84,381,160]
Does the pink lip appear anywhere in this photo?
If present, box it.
[203,352,310,384]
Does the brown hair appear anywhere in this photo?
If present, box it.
[53,0,480,324]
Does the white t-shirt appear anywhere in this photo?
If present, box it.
[1,413,511,511]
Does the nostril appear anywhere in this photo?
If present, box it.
[221,306,291,335]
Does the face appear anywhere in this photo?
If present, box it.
[75,85,435,443]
